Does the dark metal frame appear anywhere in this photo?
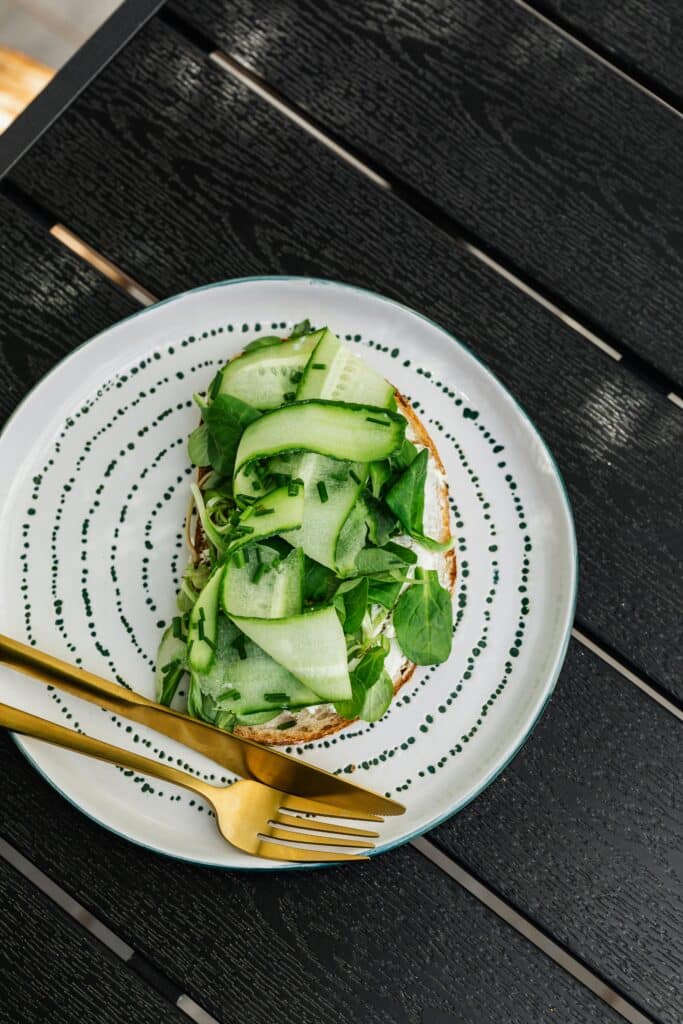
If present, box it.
[0,0,165,180]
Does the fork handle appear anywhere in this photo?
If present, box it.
[0,702,213,800]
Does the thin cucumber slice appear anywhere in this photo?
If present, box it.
[335,497,369,576]
[297,328,394,406]
[286,454,368,570]
[222,545,303,618]
[155,626,187,705]
[229,606,352,702]
[192,616,321,715]
[219,331,322,409]
[233,400,405,499]
[229,483,304,551]
[187,567,224,673]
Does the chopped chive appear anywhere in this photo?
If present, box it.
[349,469,361,485]
[283,391,296,402]
[235,493,256,505]
[234,525,255,536]
[291,370,303,383]
[264,692,288,702]
[203,635,216,652]
[186,640,194,656]
[276,720,297,730]
[161,659,180,674]
[317,481,329,503]
[252,562,267,584]
[251,482,262,491]
[232,548,246,568]
[232,636,247,660]
[171,616,183,638]
[366,416,390,426]
[243,463,253,477]
[219,688,241,701]
[288,479,300,496]
[252,507,274,517]
[197,619,205,641]
[312,362,326,370]
[198,606,206,620]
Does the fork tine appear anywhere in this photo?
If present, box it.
[267,825,374,850]
[280,793,383,822]
[276,813,379,838]
[257,839,369,863]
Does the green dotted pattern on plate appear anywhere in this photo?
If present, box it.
[17,323,531,808]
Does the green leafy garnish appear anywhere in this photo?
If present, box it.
[393,567,452,665]
[243,335,282,353]
[188,424,210,467]
[369,460,391,498]
[355,544,415,576]
[341,577,369,635]
[303,557,338,604]
[391,438,419,471]
[367,578,402,609]
[386,446,428,535]
[202,394,261,476]
[290,318,313,339]
[335,644,392,722]
[365,494,398,547]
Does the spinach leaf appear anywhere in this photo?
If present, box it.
[243,335,282,353]
[384,541,417,564]
[342,577,369,635]
[391,438,419,472]
[334,643,389,720]
[290,318,313,339]
[386,446,428,535]
[365,494,398,547]
[303,557,338,604]
[188,424,211,467]
[367,578,402,609]
[355,546,413,576]
[358,670,393,722]
[393,567,452,665]
[203,394,261,476]
[369,460,391,498]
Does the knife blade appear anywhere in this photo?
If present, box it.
[0,634,405,817]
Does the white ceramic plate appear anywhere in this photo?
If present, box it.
[0,278,577,868]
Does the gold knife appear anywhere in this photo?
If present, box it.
[0,634,404,817]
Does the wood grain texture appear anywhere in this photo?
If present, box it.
[0,195,137,426]
[0,858,185,1024]
[0,737,621,1024]
[8,19,683,697]
[432,640,683,1024]
[536,0,683,105]
[170,0,683,388]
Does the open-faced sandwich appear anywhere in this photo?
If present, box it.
[155,320,456,744]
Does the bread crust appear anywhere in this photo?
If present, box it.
[191,387,456,745]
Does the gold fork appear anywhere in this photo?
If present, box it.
[1,703,378,864]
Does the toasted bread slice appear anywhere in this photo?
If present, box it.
[190,387,456,745]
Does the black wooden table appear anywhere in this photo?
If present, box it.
[0,3,681,1022]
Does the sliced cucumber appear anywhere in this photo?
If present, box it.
[155,625,187,705]
[219,331,322,409]
[187,567,224,673]
[235,709,281,726]
[191,616,321,716]
[233,401,405,499]
[192,614,321,712]
[229,483,304,551]
[222,545,303,618]
[229,606,352,702]
[335,497,369,576]
[297,328,394,407]
[285,454,367,570]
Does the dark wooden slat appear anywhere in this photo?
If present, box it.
[0,195,137,426]
[170,0,683,389]
[432,640,683,1024]
[0,858,186,1024]
[535,0,683,107]
[0,737,622,1024]
[8,19,683,697]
